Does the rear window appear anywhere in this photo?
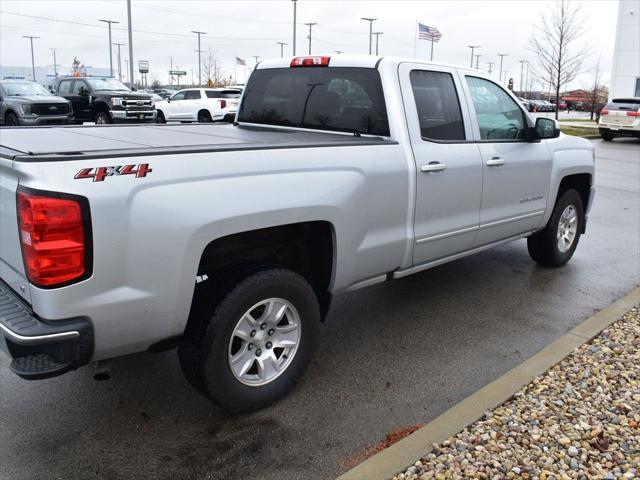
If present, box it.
[238,67,389,136]
[205,90,241,99]
[606,99,640,111]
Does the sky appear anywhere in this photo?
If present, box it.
[0,0,619,89]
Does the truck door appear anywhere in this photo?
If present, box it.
[460,75,551,246]
[398,63,483,265]
[68,80,91,121]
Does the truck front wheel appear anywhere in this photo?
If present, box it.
[94,111,111,125]
[178,268,320,413]
[527,189,584,267]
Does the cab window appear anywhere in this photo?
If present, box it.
[71,81,88,95]
[410,70,465,141]
[466,76,526,141]
[57,80,73,95]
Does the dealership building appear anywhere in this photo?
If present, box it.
[609,0,640,99]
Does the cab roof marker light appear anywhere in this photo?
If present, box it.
[290,56,330,67]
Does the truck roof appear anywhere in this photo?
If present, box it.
[0,124,392,162]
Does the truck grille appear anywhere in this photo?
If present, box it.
[31,103,70,115]
[122,99,153,110]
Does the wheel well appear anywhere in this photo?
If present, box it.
[558,173,591,232]
[185,221,334,337]
[198,109,211,119]
[92,102,110,114]
[5,109,17,120]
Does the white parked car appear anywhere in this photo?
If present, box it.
[203,88,243,121]
[155,88,238,123]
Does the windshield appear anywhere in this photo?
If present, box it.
[85,78,130,91]
[1,82,51,96]
[238,67,389,136]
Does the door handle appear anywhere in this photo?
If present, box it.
[485,157,505,167]
[420,162,447,173]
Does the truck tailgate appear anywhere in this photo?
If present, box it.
[0,158,30,303]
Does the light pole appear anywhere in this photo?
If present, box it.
[292,0,297,56]
[168,56,174,84]
[361,18,376,55]
[497,53,508,82]
[50,48,57,77]
[124,58,129,82]
[253,55,260,65]
[191,30,206,86]
[487,61,494,75]
[373,32,383,56]
[304,22,316,55]
[335,50,343,54]
[467,45,480,68]
[22,36,40,81]
[475,54,481,69]
[126,0,134,86]
[277,42,287,58]
[99,19,119,77]
[519,59,527,95]
[114,43,125,81]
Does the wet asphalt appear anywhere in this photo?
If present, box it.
[1,138,638,480]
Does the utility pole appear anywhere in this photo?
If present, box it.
[51,48,57,77]
[334,50,343,54]
[22,36,40,81]
[292,0,297,56]
[124,59,128,82]
[497,53,508,82]
[373,32,383,56]
[168,56,174,84]
[467,45,480,69]
[487,61,494,75]
[114,43,125,81]
[253,55,260,65]
[524,60,530,99]
[475,54,481,69]
[99,19,119,77]
[361,18,376,55]
[191,30,206,86]
[126,0,134,86]
[277,42,287,58]
[304,22,316,55]
[519,59,527,95]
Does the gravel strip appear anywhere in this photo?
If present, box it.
[393,306,639,480]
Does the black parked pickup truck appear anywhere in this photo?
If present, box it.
[55,77,156,124]
[0,80,73,126]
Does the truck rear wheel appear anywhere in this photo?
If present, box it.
[600,129,615,141]
[527,189,584,267]
[178,268,320,413]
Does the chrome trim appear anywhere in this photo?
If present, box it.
[346,274,388,291]
[416,225,478,245]
[0,323,79,345]
[396,231,536,279]
[420,163,447,173]
[479,210,545,230]
[485,158,505,167]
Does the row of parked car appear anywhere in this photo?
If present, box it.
[0,78,243,126]
[517,97,560,112]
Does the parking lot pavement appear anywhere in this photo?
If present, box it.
[1,138,638,480]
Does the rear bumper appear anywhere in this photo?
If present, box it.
[0,279,93,380]
[599,126,640,137]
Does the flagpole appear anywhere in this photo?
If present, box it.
[430,39,434,61]
[413,20,417,58]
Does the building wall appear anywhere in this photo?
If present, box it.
[609,0,640,99]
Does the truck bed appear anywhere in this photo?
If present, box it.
[0,123,390,162]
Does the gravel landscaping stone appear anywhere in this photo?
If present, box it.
[392,306,639,480]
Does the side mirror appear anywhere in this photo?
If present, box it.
[167,97,171,103]
[535,117,560,139]
[79,87,89,97]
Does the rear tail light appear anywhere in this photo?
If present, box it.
[600,109,609,115]
[290,56,330,67]
[220,99,227,109]
[17,188,92,288]
[626,111,640,117]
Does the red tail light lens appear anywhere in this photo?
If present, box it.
[626,111,640,117]
[17,189,92,287]
[290,56,330,67]
[601,109,609,115]
[220,99,227,109]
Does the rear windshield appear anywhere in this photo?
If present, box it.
[238,67,389,136]
[607,99,640,111]
[206,90,241,99]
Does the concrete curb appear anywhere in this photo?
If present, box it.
[337,287,640,480]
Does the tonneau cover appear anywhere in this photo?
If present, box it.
[0,124,390,161]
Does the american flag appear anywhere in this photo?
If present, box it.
[418,23,442,42]
[236,57,247,66]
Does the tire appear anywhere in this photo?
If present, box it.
[178,268,320,413]
[94,111,111,125]
[156,110,166,123]
[527,189,584,267]
[197,110,212,123]
[600,129,614,141]
[5,112,19,126]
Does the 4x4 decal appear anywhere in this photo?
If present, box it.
[74,164,152,182]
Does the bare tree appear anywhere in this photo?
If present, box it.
[586,57,607,120]
[202,48,224,87]
[529,0,591,119]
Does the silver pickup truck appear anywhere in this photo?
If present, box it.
[0,55,594,412]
